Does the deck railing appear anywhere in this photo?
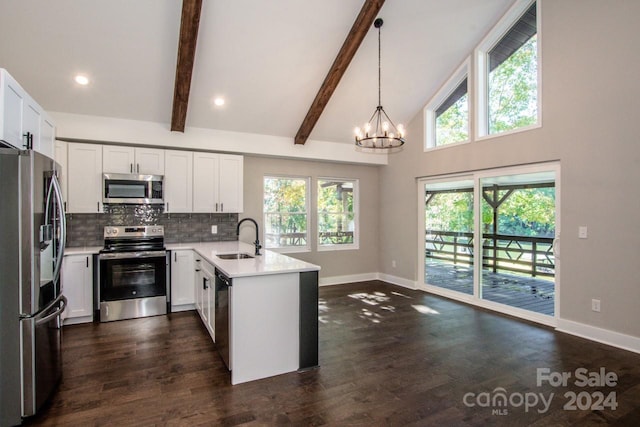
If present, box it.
[426,230,555,278]
[265,231,354,247]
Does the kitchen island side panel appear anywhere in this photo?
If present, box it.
[299,271,319,370]
[230,273,299,385]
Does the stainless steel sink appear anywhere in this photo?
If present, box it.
[216,252,254,260]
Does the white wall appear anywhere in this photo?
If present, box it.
[379,0,640,339]
[50,112,388,166]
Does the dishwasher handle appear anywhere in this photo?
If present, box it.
[215,270,231,287]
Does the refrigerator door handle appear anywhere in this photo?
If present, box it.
[51,175,66,284]
[35,295,67,326]
[41,176,55,248]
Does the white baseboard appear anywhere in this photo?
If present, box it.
[319,273,378,286]
[556,319,640,354]
[319,272,418,289]
[376,273,418,290]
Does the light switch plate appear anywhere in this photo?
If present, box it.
[211,225,218,234]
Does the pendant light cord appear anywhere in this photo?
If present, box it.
[378,24,382,107]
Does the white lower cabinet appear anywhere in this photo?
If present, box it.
[61,254,94,325]
[170,250,195,311]
[194,256,215,341]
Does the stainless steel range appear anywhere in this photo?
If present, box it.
[97,225,169,322]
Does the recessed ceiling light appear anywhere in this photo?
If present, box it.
[74,74,89,85]
[213,97,225,106]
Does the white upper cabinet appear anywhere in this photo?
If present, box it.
[164,150,193,213]
[63,141,242,214]
[135,147,165,175]
[103,145,165,175]
[193,152,220,213]
[67,143,103,213]
[193,152,243,213]
[22,100,41,151]
[0,69,26,147]
[0,69,55,157]
[40,116,55,159]
[219,154,243,213]
[54,140,68,208]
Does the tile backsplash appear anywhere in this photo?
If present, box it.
[66,204,238,247]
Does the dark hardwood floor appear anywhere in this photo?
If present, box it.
[25,281,640,426]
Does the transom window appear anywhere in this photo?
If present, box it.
[477,0,539,137]
[317,178,358,251]
[424,60,470,150]
[263,176,309,252]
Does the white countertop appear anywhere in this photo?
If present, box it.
[64,241,320,278]
[166,241,320,278]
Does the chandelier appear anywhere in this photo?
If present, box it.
[355,18,405,149]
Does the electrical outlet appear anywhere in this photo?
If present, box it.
[211,225,218,234]
[591,299,601,312]
[578,226,588,239]
[392,260,397,268]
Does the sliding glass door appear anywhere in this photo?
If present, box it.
[423,178,475,295]
[419,163,559,322]
[479,171,556,316]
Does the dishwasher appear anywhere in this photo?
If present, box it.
[214,269,231,370]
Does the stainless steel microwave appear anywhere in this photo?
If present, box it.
[103,173,164,204]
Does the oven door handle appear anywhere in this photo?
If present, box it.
[99,250,167,260]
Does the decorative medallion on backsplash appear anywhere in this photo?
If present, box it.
[103,204,163,225]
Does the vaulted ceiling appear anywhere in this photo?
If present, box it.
[0,0,515,146]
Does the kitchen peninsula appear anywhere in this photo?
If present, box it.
[166,241,320,385]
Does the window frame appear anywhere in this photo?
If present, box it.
[475,0,541,140]
[316,177,359,252]
[424,58,471,151]
[263,175,311,254]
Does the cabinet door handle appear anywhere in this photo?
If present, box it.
[23,132,33,149]
[137,163,140,173]
[203,277,208,289]
[174,252,177,262]
[195,269,201,272]
[97,202,100,212]
[86,256,89,268]
[215,202,218,212]
[130,163,133,173]
[221,203,224,212]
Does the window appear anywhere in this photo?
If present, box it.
[424,60,470,150]
[263,176,309,252]
[476,0,539,137]
[317,178,358,250]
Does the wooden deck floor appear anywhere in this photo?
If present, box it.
[25,281,640,426]
[426,261,555,315]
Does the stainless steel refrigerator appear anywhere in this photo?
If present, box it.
[0,146,67,426]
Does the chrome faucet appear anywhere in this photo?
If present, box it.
[236,218,262,255]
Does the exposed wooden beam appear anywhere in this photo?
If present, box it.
[171,0,203,132]
[294,0,385,145]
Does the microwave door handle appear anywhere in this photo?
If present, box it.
[51,175,66,284]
